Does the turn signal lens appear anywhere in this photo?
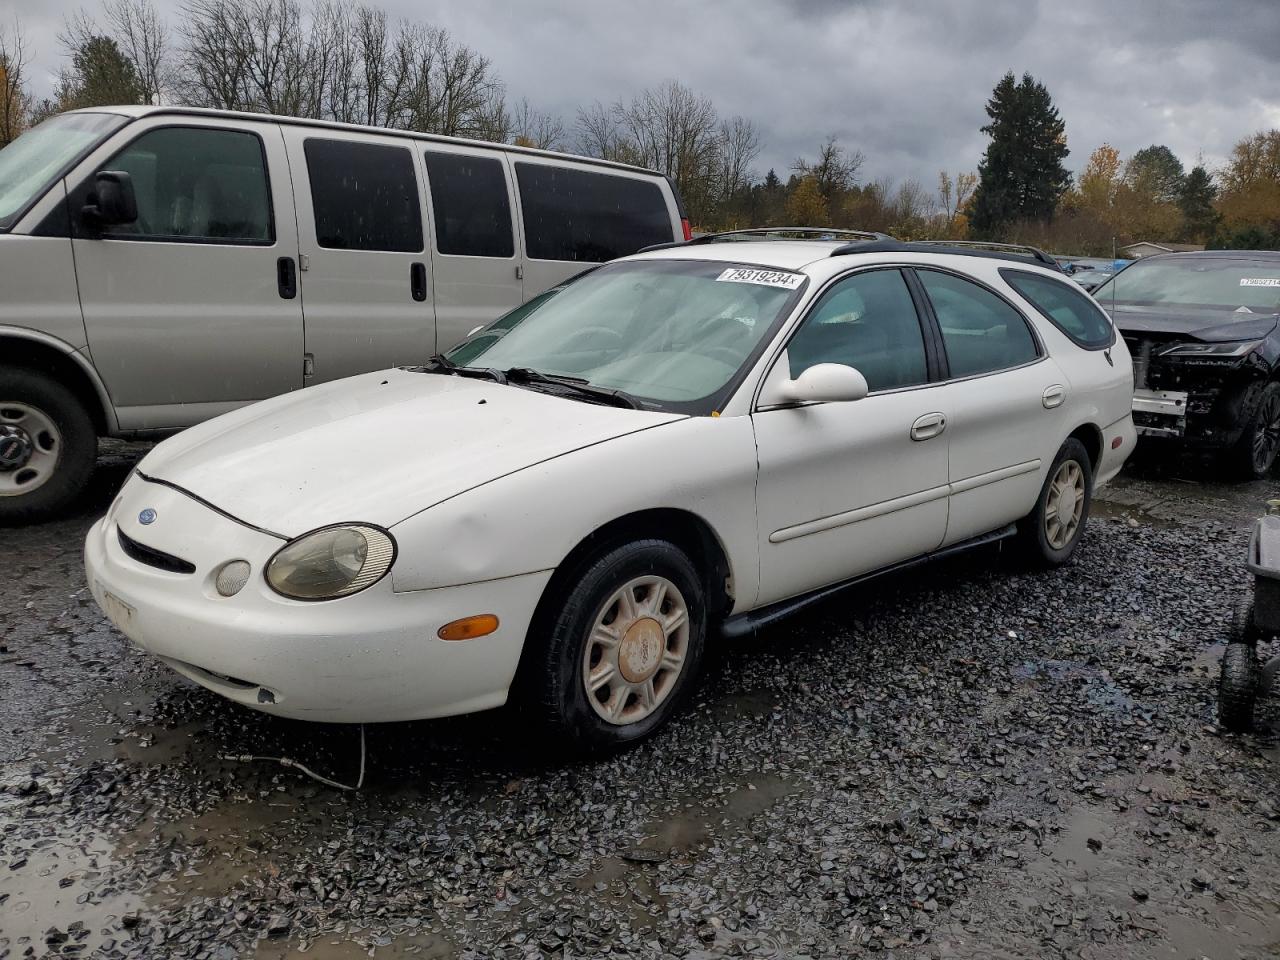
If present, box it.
[265,525,396,600]
[215,560,252,597]
[438,614,500,641]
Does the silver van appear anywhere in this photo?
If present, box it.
[0,106,689,522]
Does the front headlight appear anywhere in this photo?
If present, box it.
[1158,339,1263,359]
[265,524,396,600]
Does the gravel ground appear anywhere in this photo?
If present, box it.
[1,442,1278,959]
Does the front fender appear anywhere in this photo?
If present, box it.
[388,415,761,609]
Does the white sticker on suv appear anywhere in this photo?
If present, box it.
[1240,278,1280,286]
[716,267,805,289]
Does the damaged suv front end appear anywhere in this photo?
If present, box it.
[1094,252,1280,477]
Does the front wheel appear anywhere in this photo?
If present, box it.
[1016,438,1093,567]
[1229,382,1280,480]
[521,539,706,755]
[0,366,97,526]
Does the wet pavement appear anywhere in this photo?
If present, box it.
[1,441,1278,959]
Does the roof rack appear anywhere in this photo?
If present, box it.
[639,227,895,253]
[827,238,1063,271]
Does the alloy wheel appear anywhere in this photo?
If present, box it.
[1252,392,1280,474]
[1044,459,1085,550]
[582,575,690,725]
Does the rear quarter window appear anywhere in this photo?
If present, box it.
[1001,268,1114,349]
[515,163,673,262]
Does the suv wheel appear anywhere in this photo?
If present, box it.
[0,366,97,525]
[1231,382,1280,480]
[522,539,706,754]
[1016,438,1093,567]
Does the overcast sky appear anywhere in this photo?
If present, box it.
[7,0,1280,188]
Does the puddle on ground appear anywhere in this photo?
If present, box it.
[0,833,145,957]
[1012,659,1137,713]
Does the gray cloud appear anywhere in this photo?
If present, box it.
[5,0,1279,191]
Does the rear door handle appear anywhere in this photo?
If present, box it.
[410,262,427,302]
[911,412,946,441]
[1042,384,1066,409]
[276,256,297,299]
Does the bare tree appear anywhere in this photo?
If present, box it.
[793,136,865,201]
[0,20,32,145]
[180,0,253,109]
[105,0,170,103]
[716,115,761,202]
[575,100,629,161]
[508,97,563,150]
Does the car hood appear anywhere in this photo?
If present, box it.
[138,369,684,537]
[1106,304,1279,342]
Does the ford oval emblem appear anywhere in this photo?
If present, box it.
[138,508,157,525]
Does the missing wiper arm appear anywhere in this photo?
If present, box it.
[503,367,641,409]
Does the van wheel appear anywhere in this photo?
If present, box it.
[1230,382,1280,480]
[0,366,96,525]
[523,539,706,755]
[1016,438,1093,567]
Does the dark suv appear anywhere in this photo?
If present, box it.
[1092,250,1280,478]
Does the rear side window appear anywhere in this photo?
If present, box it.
[917,269,1040,378]
[304,138,422,252]
[1001,269,1114,349]
[101,126,272,243]
[423,151,513,258]
[515,163,673,262]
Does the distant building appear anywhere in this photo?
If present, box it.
[1121,241,1206,259]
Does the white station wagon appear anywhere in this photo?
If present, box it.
[85,234,1136,751]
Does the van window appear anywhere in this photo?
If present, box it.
[1001,268,1115,349]
[422,151,513,258]
[515,163,673,262]
[100,126,272,243]
[916,269,1040,378]
[304,138,423,252]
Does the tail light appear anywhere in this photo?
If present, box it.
[681,218,692,242]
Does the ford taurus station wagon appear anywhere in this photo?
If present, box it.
[85,236,1136,751]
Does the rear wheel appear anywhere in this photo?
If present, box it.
[521,539,706,755]
[0,366,96,525]
[1016,438,1093,567]
[1230,382,1280,480]
[1219,599,1261,732]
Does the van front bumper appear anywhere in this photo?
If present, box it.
[84,475,550,724]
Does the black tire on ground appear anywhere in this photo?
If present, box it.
[1232,595,1259,647]
[1218,642,1260,732]
[0,366,97,526]
[519,539,706,756]
[1228,381,1280,480]
[1016,437,1094,568]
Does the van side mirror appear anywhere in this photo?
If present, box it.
[771,363,869,405]
[82,170,138,227]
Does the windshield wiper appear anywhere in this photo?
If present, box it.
[415,354,507,383]
[503,367,641,409]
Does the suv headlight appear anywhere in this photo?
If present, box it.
[1158,339,1263,359]
[265,524,396,600]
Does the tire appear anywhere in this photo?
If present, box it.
[0,366,97,526]
[1229,382,1280,480]
[1016,438,1094,567]
[1232,596,1259,647]
[1218,642,1260,732]
[520,539,706,755]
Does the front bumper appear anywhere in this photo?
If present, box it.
[84,475,552,724]
[1132,388,1189,439]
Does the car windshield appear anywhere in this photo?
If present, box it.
[445,259,806,411]
[1092,257,1280,313]
[0,112,127,229]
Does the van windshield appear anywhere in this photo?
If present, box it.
[445,259,806,413]
[0,112,127,230]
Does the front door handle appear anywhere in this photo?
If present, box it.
[276,256,297,299]
[410,262,427,302]
[1042,384,1066,409]
[910,412,947,441]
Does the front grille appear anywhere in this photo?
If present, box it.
[117,527,196,574]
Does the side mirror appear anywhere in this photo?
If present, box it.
[82,170,138,227]
[773,363,869,405]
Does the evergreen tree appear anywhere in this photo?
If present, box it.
[57,36,144,111]
[1127,145,1185,203]
[969,72,1070,237]
[1178,165,1219,240]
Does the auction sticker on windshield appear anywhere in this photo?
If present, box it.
[1240,278,1280,287]
[716,267,805,289]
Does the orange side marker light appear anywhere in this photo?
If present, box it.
[438,614,500,641]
